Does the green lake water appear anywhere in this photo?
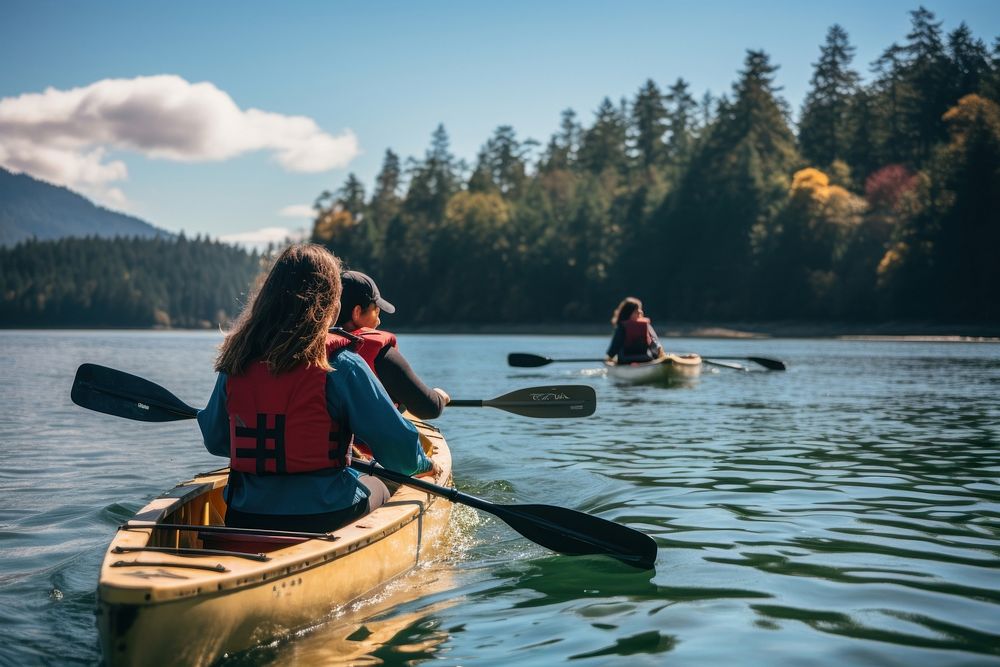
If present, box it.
[1,331,998,665]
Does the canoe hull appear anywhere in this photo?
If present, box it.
[97,420,452,666]
[606,353,702,385]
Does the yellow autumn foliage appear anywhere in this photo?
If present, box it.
[313,209,355,242]
[789,167,866,225]
[444,191,510,229]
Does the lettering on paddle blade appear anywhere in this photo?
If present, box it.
[136,402,149,411]
[529,392,570,401]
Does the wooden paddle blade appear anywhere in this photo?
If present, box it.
[508,353,552,367]
[491,503,658,569]
[71,363,199,422]
[485,385,597,418]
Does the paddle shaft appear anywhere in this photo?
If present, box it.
[350,458,656,568]
[511,351,785,371]
[701,359,748,371]
[71,364,653,568]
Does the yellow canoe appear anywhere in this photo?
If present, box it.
[605,353,702,385]
[96,418,452,666]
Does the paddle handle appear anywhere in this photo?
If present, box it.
[447,399,483,407]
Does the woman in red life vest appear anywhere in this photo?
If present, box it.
[605,296,664,364]
[196,245,440,533]
[335,270,450,419]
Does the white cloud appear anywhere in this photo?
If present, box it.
[219,225,310,251]
[278,204,317,219]
[0,75,359,207]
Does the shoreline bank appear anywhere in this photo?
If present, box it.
[392,322,1000,342]
[1,322,997,342]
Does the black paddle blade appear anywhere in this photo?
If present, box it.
[491,503,657,569]
[352,460,656,569]
[71,363,199,422]
[508,353,552,368]
[748,357,786,371]
[707,356,787,371]
[486,385,597,418]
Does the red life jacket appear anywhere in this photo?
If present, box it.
[226,334,354,475]
[623,317,654,356]
[346,327,400,460]
[348,327,397,373]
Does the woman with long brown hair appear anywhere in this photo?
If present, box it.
[606,296,664,364]
[197,244,437,532]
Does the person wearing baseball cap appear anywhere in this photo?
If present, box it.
[336,270,450,419]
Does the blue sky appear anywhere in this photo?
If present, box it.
[1,0,997,246]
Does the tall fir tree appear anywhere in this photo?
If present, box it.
[664,78,699,166]
[630,79,668,168]
[798,24,860,168]
[578,97,629,174]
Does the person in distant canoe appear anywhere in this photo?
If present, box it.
[197,244,440,533]
[606,296,664,364]
[335,270,450,419]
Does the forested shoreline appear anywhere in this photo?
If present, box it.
[0,236,261,328]
[314,7,999,326]
[1,7,997,330]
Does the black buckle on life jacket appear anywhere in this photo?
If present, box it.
[235,414,287,475]
[329,415,353,466]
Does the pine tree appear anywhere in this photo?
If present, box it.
[540,109,580,172]
[474,125,536,196]
[798,24,860,168]
[630,79,668,168]
[664,78,699,165]
[578,98,628,174]
[871,42,908,164]
[945,23,991,103]
[371,149,402,224]
[900,6,951,162]
[651,50,800,318]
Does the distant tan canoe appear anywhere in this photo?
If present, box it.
[605,353,702,385]
[96,418,453,667]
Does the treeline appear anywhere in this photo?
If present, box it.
[0,235,261,327]
[313,7,1000,324]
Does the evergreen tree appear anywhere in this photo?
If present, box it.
[578,97,628,174]
[651,50,800,318]
[664,78,699,165]
[798,24,860,168]
[474,125,537,196]
[540,109,580,172]
[630,79,668,168]
[945,23,991,103]
[871,42,908,164]
[899,6,951,162]
[369,149,403,248]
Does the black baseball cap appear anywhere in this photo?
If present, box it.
[340,270,396,316]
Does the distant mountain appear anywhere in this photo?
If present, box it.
[0,167,170,246]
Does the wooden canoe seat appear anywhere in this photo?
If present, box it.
[199,531,307,554]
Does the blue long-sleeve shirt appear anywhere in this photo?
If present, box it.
[197,349,431,515]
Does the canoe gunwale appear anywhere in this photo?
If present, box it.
[97,420,452,606]
[605,353,703,384]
